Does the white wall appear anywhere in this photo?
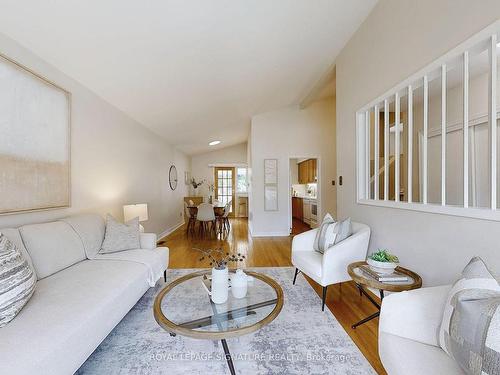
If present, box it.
[189,142,247,198]
[0,32,189,236]
[336,0,500,285]
[249,97,336,236]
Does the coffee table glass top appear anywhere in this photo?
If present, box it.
[153,270,284,340]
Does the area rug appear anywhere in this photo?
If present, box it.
[77,267,375,375]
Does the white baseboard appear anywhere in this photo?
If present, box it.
[158,221,185,241]
[250,231,290,237]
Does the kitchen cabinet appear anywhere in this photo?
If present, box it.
[297,159,317,184]
[292,197,303,219]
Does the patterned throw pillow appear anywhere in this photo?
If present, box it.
[333,217,352,244]
[100,214,140,254]
[439,257,500,375]
[313,214,336,254]
[0,232,37,327]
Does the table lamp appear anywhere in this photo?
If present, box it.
[123,203,149,232]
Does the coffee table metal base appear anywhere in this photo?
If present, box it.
[351,284,384,329]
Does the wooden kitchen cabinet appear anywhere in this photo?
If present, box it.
[298,162,307,184]
[297,159,317,184]
[292,197,303,219]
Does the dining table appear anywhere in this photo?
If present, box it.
[187,202,227,235]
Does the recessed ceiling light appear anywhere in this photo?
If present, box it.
[209,140,221,146]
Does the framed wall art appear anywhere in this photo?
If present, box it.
[0,53,71,214]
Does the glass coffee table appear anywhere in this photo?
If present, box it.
[153,269,284,375]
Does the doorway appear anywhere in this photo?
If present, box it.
[214,166,235,216]
[289,157,320,235]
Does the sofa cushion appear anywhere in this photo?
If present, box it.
[100,214,140,254]
[0,233,37,327]
[0,259,151,375]
[379,332,465,375]
[292,250,323,280]
[59,214,105,258]
[20,221,86,279]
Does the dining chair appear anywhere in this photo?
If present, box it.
[184,201,196,235]
[197,203,216,236]
[222,201,232,232]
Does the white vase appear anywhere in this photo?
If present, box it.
[211,267,229,304]
[230,269,248,299]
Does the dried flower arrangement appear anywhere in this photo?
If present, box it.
[194,248,246,270]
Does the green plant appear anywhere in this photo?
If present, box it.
[368,249,399,263]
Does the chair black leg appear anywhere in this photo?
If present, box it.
[163,270,167,282]
[322,286,328,311]
[293,268,299,285]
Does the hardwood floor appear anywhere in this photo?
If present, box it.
[161,218,386,375]
[291,217,310,235]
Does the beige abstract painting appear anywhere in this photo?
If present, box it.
[0,54,70,214]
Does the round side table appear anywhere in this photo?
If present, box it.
[347,261,422,329]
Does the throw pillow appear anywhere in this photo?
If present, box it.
[0,232,37,327]
[313,213,336,254]
[439,257,500,375]
[446,295,500,375]
[100,214,140,254]
[333,217,352,244]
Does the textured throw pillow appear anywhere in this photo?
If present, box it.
[333,217,352,244]
[0,232,37,327]
[439,256,500,375]
[313,213,336,254]
[100,214,140,254]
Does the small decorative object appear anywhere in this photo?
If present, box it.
[211,266,229,304]
[190,177,205,196]
[367,249,399,275]
[195,248,246,304]
[169,165,178,190]
[231,269,248,299]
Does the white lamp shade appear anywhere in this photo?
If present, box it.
[123,204,149,222]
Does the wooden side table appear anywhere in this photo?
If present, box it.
[347,261,422,329]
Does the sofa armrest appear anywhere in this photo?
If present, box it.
[140,233,158,250]
[291,228,318,253]
[379,285,451,347]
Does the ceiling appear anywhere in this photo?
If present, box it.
[0,0,377,155]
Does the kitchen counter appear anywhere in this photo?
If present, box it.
[292,196,317,200]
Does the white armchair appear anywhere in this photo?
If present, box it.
[379,285,464,375]
[291,222,370,310]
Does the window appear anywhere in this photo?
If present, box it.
[357,21,500,221]
[236,167,248,193]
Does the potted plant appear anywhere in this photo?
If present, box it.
[195,248,245,304]
[367,249,399,274]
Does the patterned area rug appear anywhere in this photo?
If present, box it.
[77,267,375,375]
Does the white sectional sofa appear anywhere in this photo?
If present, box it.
[378,285,464,375]
[0,214,169,375]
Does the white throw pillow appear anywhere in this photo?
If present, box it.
[313,213,337,254]
[100,214,140,254]
[0,232,37,327]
